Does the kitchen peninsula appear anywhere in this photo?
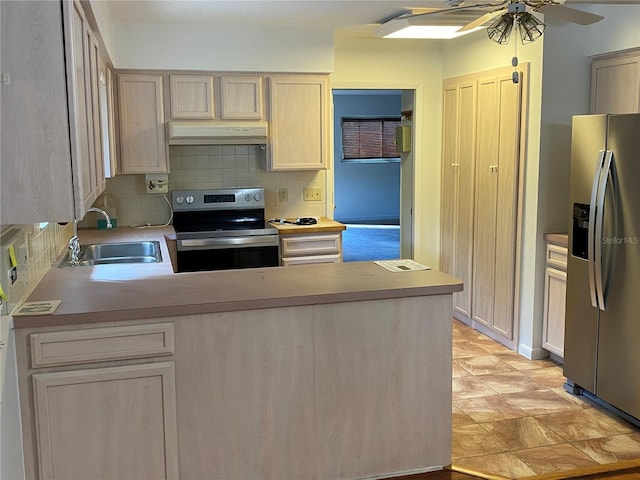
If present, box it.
[12,227,462,480]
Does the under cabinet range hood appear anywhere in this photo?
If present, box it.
[167,121,268,145]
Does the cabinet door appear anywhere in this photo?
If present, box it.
[33,362,178,480]
[220,75,264,119]
[0,0,75,223]
[543,267,567,357]
[169,74,214,119]
[118,74,168,173]
[88,30,106,196]
[268,75,329,170]
[591,52,640,114]
[66,0,97,217]
[99,64,118,178]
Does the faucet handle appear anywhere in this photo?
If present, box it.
[68,236,80,266]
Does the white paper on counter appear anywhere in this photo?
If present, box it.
[374,259,430,272]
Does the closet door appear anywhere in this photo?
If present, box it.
[472,77,499,329]
[492,76,520,338]
[441,80,476,319]
[472,71,521,339]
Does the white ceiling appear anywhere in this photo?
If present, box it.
[105,0,635,34]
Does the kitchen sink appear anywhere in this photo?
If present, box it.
[59,241,163,266]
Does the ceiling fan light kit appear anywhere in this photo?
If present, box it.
[518,12,546,43]
[375,0,603,43]
[486,10,546,44]
[487,13,515,44]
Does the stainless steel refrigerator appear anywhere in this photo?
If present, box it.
[564,113,640,423]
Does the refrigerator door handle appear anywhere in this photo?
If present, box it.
[588,150,606,309]
[594,150,614,311]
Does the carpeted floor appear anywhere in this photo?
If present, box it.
[342,224,400,262]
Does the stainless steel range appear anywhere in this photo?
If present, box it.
[171,187,279,272]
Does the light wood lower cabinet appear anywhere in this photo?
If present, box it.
[16,295,452,480]
[542,242,568,358]
[16,323,177,480]
[32,363,178,480]
[280,231,342,265]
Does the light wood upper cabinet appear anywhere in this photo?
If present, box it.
[169,74,215,119]
[100,65,118,178]
[0,0,75,223]
[591,50,640,114]
[0,0,106,224]
[220,75,264,119]
[267,75,330,171]
[118,73,169,173]
[88,30,106,197]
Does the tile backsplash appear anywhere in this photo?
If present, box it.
[82,145,328,228]
[0,222,73,314]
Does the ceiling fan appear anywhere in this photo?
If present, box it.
[376,0,604,43]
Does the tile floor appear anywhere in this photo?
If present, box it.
[451,319,640,479]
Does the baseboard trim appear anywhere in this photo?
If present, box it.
[517,343,549,360]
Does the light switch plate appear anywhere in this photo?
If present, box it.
[303,187,322,201]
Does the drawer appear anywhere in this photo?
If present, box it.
[280,232,341,257]
[30,323,175,368]
[282,253,342,266]
[546,243,568,270]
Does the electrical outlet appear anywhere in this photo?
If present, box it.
[145,174,169,194]
[279,188,288,202]
[303,187,322,201]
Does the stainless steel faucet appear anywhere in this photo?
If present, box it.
[87,207,113,229]
[67,209,112,266]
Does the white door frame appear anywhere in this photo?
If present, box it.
[329,81,424,260]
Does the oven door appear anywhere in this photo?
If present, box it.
[176,235,280,272]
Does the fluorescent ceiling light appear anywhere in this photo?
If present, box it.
[375,13,485,40]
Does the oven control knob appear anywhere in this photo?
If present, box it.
[186,195,195,204]
[175,196,184,204]
[244,194,251,202]
[254,193,261,201]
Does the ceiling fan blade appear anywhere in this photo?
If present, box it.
[457,8,506,32]
[537,4,604,25]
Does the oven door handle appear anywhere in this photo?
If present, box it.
[178,235,279,250]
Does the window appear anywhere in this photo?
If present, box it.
[341,117,401,163]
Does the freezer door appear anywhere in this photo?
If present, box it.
[563,114,607,393]
[595,114,640,420]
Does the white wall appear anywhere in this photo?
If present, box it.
[89,0,116,62]
[112,23,334,72]
[587,5,640,56]
[332,32,444,268]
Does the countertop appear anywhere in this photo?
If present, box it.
[269,217,346,234]
[544,232,568,247]
[15,226,462,329]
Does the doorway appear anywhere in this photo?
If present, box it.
[332,89,414,262]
